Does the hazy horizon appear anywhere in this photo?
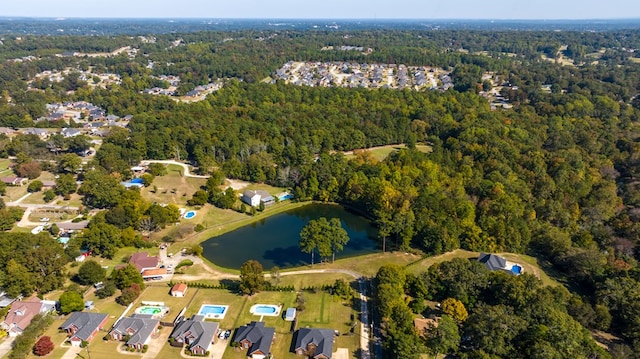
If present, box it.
[2,0,640,20]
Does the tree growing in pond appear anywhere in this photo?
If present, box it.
[239,260,265,295]
[299,217,350,265]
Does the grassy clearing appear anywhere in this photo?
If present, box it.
[343,143,432,161]
[140,169,207,207]
[303,251,422,277]
[276,272,355,289]
[4,184,28,202]
[405,249,561,287]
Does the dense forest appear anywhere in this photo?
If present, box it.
[1,27,640,357]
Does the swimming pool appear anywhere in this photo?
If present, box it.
[184,211,196,219]
[511,265,523,275]
[198,304,229,319]
[135,305,168,318]
[250,304,282,317]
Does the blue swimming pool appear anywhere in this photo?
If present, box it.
[198,304,228,319]
[184,211,196,219]
[250,304,281,316]
[511,265,523,275]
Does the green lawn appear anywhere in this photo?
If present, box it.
[171,288,361,359]
[140,168,207,207]
[344,143,432,161]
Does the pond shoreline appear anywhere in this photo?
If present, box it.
[198,202,379,270]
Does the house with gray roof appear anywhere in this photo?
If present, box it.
[477,253,523,276]
[232,321,275,359]
[241,190,274,207]
[109,314,159,350]
[293,328,335,359]
[59,312,109,346]
[170,315,219,355]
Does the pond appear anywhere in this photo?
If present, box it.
[201,203,379,269]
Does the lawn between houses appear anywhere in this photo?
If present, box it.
[151,288,361,359]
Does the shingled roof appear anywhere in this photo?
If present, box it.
[293,328,335,359]
[233,321,275,357]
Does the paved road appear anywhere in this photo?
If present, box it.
[140,160,210,179]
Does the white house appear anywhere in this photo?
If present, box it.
[241,190,275,207]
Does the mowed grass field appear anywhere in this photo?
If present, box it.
[343,143,432,161]
[140,164,207,207]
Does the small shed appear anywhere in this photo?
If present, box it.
[284,307,296,321]
[171,283,188,297]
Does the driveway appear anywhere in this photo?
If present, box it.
[59,345,82,359]
[0,336,16,358]
[142,327,172,359]
[207,335,230,359]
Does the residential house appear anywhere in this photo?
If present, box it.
[293,328,335,359]
[0,298,48,336]
[1,176,27,186]
[171,283,188,297]
[477,253,523,276]
[232,321,275,359]
[61,127,83,138]
[22,128,49,139]
[170,315,218,355]
[59,312,109,346]
[57,221,90,232]
[129,252,159,273]
[241,190,274,207]
[109,314,159,350]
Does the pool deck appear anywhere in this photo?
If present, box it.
[249,304,282,317]
[197,304,229,320]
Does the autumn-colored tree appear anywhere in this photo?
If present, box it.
[441,298,468,323]
[17,162,42,179]
[33,336,54,356]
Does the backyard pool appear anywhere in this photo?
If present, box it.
[135,305,169,318]
[511,265,523,275]
[198,304,229,319]
[250,304,282,317]
[184,211,196,219]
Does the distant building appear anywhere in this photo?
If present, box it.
[477,253,523,276]
[285,308,296,322]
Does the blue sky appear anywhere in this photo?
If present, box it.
[2,0,639,19]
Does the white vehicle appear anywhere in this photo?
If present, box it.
[40,217,50,222]
[31,225,44,234]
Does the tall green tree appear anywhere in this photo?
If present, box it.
[59,290,85,314]
[76,260,106,286]
[239,259,264,295]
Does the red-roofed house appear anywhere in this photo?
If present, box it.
[171,283,188,297]
[1,298,46,336]
[1,177,27,186]
[129,252,159,273]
